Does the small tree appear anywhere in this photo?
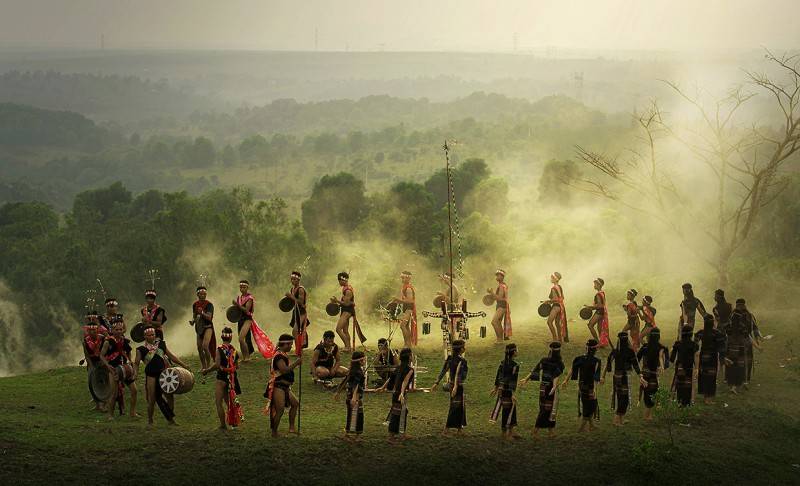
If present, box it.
[653,388,688,447]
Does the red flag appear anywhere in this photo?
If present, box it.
[249,320,275,359]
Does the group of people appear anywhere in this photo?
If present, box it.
[80,270,763,440]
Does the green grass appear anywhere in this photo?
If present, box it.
[1,312,799,485]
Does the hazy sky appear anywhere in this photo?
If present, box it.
[0,0,798,52]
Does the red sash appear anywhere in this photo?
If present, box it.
[220,344,242,426]
[402,283,418,345]
[237,294,254,317]
[142,304,161,322]
[83,334,103,357]
[598,291,610,347]
[498,282,512,337]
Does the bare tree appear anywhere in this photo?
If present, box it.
[574,50,800,286]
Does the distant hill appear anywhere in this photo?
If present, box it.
[0,102,116,151]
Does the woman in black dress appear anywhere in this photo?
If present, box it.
[670,325,699,406]
[694,314,728,404]
[202,327,242,430]
[490,343,520,438]
[521,342,565,437]
[636,328,669,420]
[382,348,414,440]
[335,351,368,437]
[431,339,468,433]
[133,326,188,425]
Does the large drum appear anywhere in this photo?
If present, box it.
[482,294,495,306]
[278,296,294,313]
[88,366,113,402]
[226,305,243,323]
[159,367,194,395]
[537,302,553,318]
[579,307,594,320]
[116,363,135,382]
[130,322,145,343]
[325,302,341,317]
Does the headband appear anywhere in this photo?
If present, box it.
[496,269,505,276]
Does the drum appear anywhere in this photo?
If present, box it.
[226,305,243,323]
[433,295,446,309]
[479,326,487,338]
[130,322,145,343]
[482,294,495,306]
[159,367,195,395]
[116,363,135,382]
[278,296,294,313]
[579,307,593,320]
[88,366,113,402]
[325,302,341,317]
[537,302,553,318]
[422,322,431,335]
[386,301,401,319]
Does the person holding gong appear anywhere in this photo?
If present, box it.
[331,272,356,353]
[233,279,255,362]
[285,271,309,349]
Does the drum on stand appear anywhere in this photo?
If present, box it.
[226,305,243,323]
[130,322,145,343]
[116,363,135,382]
[325,302,341,317]
[159,367,195,395]
[278,296,294,313]
[537,302,553,318]
[89,366,113,402]
[579,307,594,320]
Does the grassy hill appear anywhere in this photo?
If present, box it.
[1,310,798,485]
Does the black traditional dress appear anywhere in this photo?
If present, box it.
[436,355,468,429]
[636,342,669,408]
[491,359,519,430]
[570,354,602,419]
[725,318,748,387]
[670,337,699,406]
[345,367,367,434]
[388,364,414,435]
[606,345,640,414]
[695,328,726,398]
[529,357,564,429]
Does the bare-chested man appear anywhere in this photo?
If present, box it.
[489,269,511,343]
[397,271,417,348]
[331,272,355,352]
[192,286,215,371]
